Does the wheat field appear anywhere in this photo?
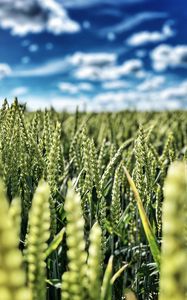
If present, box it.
[0,99,186,300]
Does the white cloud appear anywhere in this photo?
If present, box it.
[78,82,93,91]
[138,76,165,91]
[0,63,12,79]
[11,86,29,96]
[71,52,116,67]
[151,44,187,71]
[93,88,185,111]
[25,96,87,112]
[10,51,143,81]
[93,79,187,111]
[119,59,143,75]
[58,82,78,94]
[13,79,187,112]
[99,12,167,36]
[25,93,127,112]
[50,98,86,111]
[160,81,187,100]
[74,66,106,80]
[13,58,70,77]
[74,59,143,81]
[134,98,182,110]
[13,52,117,77]
[58,82,93,94]
[102,80,129,89]
[0,0,80,36]
[127,23,174,46]
[94,92,128,105]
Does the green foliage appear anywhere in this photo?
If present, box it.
[159,162,187,300]
[124,166,161,269]
[62,183,119,300]
[100,256,113,300]
[61,182,87,300]
[0,180,30,300]
[87,222,102,300]
[0,100,186,300]
[110,165,122,229]
[9,197,21,239]
[26,181,51,300]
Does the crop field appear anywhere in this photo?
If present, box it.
[0,99,187,300]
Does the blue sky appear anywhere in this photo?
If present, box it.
[0,0,187,111]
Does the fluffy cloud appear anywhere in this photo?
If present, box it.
[26,96,87,112]
[71,52,116,67]
[11,86,29,96]
[14,53,143,81]
[15,79,187,112]
[119,59,143,75]
[127,24,174,46]
[13,52,143,81]
[102,80,129,89]
[58,83,78,94]
[0,63,12,79]
[151,44,187,71]
[93,79,187,111]
[160,81,187,100]
[0,0,80,36]
[58,82,93,94]
[78,82,93,91]
[74,59,143,81]
[13,52,117,77]
[92,89,183,111]
[94,92,129,105]
[137,76,165,91]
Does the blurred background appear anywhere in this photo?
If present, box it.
[0,0,187,111]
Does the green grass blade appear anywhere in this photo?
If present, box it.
[45,227,65,258]
[101,256,113,300]
[111,263,128,284]
[123,166,161,269]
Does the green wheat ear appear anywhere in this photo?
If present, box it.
[0,180,30,300]
[110,165,122,230]
[9,197,21,240]
[61,181,87,300]
[87,222,102,300]
[159,162,187,300]
[26,180,51,300]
